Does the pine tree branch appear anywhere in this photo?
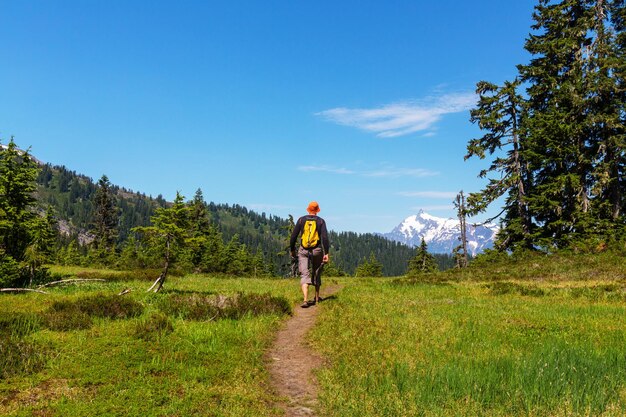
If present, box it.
[471,207,506,228]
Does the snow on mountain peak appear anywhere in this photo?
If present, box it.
[382,210,499,255]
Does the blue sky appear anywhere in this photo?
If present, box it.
[1,1,537,233]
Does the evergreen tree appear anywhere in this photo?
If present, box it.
[465,0,626,250]
[187,188,212,270]
[199,224,225,273]
[118,235,141,269]
[322,259,347,277]
[92,175,118,250]
[223,235,245,275]
[518,0,597,247]
[280,214,297,277]
[134,192,190,292]
[354,252,383,277]
[58,240,83,266]
[23,206,58,285]
[0,138,38,262]
[251,247,267,278]
[407,239,438,275]
[588,0,626,234]
[189,188,211,231]
[0,138,42,286]
[465,79,533,249]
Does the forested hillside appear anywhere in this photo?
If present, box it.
[36,164,161,243]
[33,162,438,276]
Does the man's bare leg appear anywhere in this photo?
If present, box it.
[301,283,309,304]
[315,285,321,303]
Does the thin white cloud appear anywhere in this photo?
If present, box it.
[316,92,476,138]
[298,165,355,175]
[399,191,458,199]
[299,165,438,179]
[365,168,438,178]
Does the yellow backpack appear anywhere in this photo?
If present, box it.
[301,219,319,249]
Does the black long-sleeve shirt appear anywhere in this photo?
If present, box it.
[290,215,330,253]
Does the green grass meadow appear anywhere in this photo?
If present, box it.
[311,253,626,416]
[1,272,299,417]
[3,255,626,416]
[312,280,626,416]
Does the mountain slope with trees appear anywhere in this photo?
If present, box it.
[29,158,432,276]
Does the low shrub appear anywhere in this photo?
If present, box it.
[159,292,291,321]
[568,284,626,302]
[49,294,144,319]
[160,293,221,320]
[42,310,93,331]
[0,337,48,379]
[0,312,42,337]
[390,276,451,286]
[134,312,174,340]
[486,282,547,297]
[223,292,292,319]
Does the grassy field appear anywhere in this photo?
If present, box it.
[0,271,299,417]
[3,253,626,416]
[311,252,626,416]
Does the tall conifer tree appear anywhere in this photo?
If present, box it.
[518,0,596,247]
[0,138,38,262]
[467,0,626,250]
[466,80,533,249]
[589,0,626,233]
[92,175,118,250]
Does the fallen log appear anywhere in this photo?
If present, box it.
[0,288,49,294]
[38,279,107,288]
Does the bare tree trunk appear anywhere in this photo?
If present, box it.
[38,279,106,288]
[147,237,171,293]
[607,145,622,220]
[510,106,531,238]
[455,191,469,268]
[1,288,48,294]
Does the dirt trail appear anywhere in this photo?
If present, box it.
[267,285,340,417]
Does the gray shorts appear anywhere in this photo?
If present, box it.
[298,247,323,286]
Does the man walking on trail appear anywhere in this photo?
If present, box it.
[290,201,329,308]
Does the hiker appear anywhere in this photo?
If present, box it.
[290,201,329,308]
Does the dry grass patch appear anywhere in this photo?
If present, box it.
[0,378,86,415]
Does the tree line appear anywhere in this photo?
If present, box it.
[2,139,447,287]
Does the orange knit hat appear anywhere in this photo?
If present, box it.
[307,201,320,214]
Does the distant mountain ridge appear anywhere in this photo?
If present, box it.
[381,210,499,255]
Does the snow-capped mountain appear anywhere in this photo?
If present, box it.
[381,210,499,255]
